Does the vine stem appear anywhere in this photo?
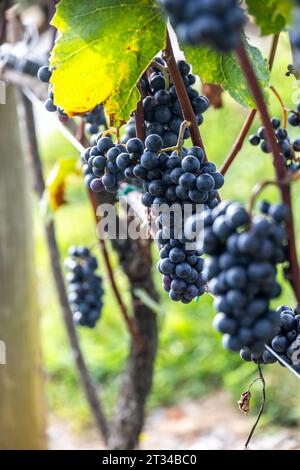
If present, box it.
[89,191,143,350]
[220,34,280,176]
[269,85,287,129]
[136,85,146,141]
[163,28,206,157]
[77,120,142,349]
[244,364,266,450]
[20,93,109,443]
[235,39,300,306]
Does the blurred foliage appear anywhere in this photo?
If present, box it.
[34,34,300,431]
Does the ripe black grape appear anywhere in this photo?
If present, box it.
[65,247,104,328]
[157,0,246,52]
[201,200,289,355]
[249,113,300,173]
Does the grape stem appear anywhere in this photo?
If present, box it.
[235,39,300,306]
[160,120,191,158]
[136,84,146,141]
[244,364,266,450]
[163,28,207,158]
[220,34,280,176]
[247,178,290,215]
[269,85,287,129]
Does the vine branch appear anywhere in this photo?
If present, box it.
[220,34,280,176]
[77,119,142,349]
[163,28,206,157]
[235,39,300,306]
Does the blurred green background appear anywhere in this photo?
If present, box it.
[34,33,300,433]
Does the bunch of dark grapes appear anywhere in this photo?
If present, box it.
[249,114,300,173]
[241,305,300,371]
[122,133,223,303]
[157,0,246,52]
[201,200,289,356]
[65,247,104,328]
[82,134,129,193]
[123,59,209,148]
[84,105,106,136]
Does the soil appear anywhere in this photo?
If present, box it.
[47,391,300,450]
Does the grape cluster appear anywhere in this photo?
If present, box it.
[127,134,223,303]
[65,247,104,328]
[82,134,127,193]
[202,200,289,356]
[242,305,300,371]
[249,114,300,173]
[123,59,209,148]
[157,0,246,52]
[84,105,107,136]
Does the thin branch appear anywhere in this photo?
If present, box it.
[135,85,146,141]
[75,119,142,348]
[220,109,256,176]
[20,92,109,444]
[236,40,300,306]
[89,190,143,349]
[163,28,206,157]
[244,364,266,450]
[220,34,280,176]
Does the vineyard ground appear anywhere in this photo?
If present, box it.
[47,391,300,450]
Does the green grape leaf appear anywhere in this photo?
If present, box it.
[50,0,166,125]
[245,0,294,35]
[184,38,270,108]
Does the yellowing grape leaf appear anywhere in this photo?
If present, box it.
[46,157,80,211]
[50,0,166,125]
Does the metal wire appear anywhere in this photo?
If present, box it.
[265,344,300,379]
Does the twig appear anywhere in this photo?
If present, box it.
[220,34,280,176]
[269,85,287,129]
[244,364,266,450]
[89,190,143,349]
[163,28,206,157]
[20,92,109,443]
[76,119,142,349]
[136,86,146,141]
[236,39,300,306]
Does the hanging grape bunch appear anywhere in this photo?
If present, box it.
[157,0,246,52]
[123,58,209,147]
[241,305,300,371]
[200,200,289,357]
[249,109,300,173]
[64,247,104,328]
